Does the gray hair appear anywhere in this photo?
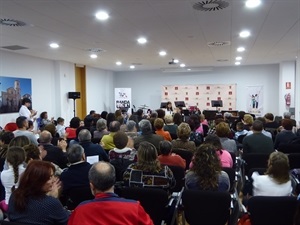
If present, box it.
[224,112,232,119]
[78,129,92,142]
[39,130,52,144]
[67,144,84,163]
[89,162,116,192]
[139,119,152,135]
[283,112,291,119]
[126,120,136,132]
[96,118,107,131]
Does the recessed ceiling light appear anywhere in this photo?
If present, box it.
[90,54,97,59]
[236,56,242,61]
[235,62,241,65]
[159,51,167,56]
[237,47,245,52]
[137,37,147,44]
[187,68,191,71]
[180,64,186,68]
[239,30,250,38]
[95,11,109,20]
[245,0,261,8]
[130,65,135,69]
[49,43,59,48]
[116,61,122,66]
[173,59,179,64]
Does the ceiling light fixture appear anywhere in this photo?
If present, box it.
[237,47,245,52]
[90,54,97,59]
[116,61,122,66]
[187,69,191,71]
[235,56,242,60]
[49,43,59,48]
[130,65,135,69]
[235,62,241,65]
[180,64,186,68]
[169,58,179,65]
[159,51,167,56]
[95,11,109,20]
[245,0,261,8]
[137,37,147,44]
[239,30,250,38]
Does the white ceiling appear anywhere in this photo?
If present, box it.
[0,0,299,72]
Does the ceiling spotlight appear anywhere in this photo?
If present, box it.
[235,62,241,65]
[239,30,250,38]
[180,63,186,68]
[235,56,242,61]
[116,61,122,66]
[49,43,59,48]
[246,0,261,8]
[95,11,109,20]
[187,68,191,71]
[173,59,179,63]
[237,47,245,52]
[159,51,167,56]
[169,58,179,65]
[90,54,98,59]
[130,65,135,69]
[137,37,147,44]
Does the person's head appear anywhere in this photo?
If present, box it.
[283,112,291,119]
[57,117,65,125]
[252,120,263,132]
[139,119,152,135]
[256,117,266,128]
[13,160,55,212]
[40,111,48,119]
[236,122,244,131]
[188,114,200,131]
[106,113,116,126]
[173,113,182,125]
[23,144,41,163]
[96,118,107,132]
[199,114,206,122]
[243,114,254,125]
[9,136,30,148]
[156,109,165,119]
[164,115,173,124]
[150,112,158,119]
[100,111,108,120]
[136,109,144,117]
[69,117,81,129]
[43,123,56,137]
[115,109,122,118]
[159,140,173,156]
[214,118,224,126]
[266,151,290,184]
[191,143,221,190]
[109,121,121,133]
[177,122,191,141]
[21,98,31,107]
[27,120,34,131]
[113,131,128,149]
[215,122,230,138]
[67,144,85,163]
[6,146,26,184]
[79,120,85,127]
[16,116,28,129]
[0,131,14,145]
[89,162,116,194]
[281,119,294,131]
[204,134,222,150]
[264,113,274,122]
[167,101,172,109]
[78,129,92,142]
[154,118,164,130]
[38,130,52,144]
[238,111,246,120]
[89,110,96,116]
[126,120,137,132]
[223,112,232,120]
[137,141,160,172]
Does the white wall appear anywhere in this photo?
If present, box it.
[114,64,280,115]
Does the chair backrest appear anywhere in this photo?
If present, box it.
[228,151,236,170]
[222,167,235,193]
[110,158,133,181]
[288,153,300,169]
[66,186,94,210]
[248,196,298,225]
[3,122,17,132]
[117,187,169,225]
[243,153,270,175]
[167,165,185,192]
[237,134,247,144]
[278,144,300,154]
[0,221,25,225]
[265,128,278,142]
[182,189,231,225]
[172,148,193,170]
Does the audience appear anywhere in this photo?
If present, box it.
[13,116,38,146]
[93,118,109,140]
[246,117,272,139]
[56,117,66,138]
[171,122,196,153]
[274,119,297,149]
[264,113,280,129]
[157,140,185,169]
[216,122,237,154]
[163,114,178,140]
[243,114,254,131]
[234,122,248,140]
[66,117,81,140]
[154,118,172,141]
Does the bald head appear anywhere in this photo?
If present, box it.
[89,162,116,193]
[39,130,52,144]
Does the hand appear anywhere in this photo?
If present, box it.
[58,139,67,152]
[48,177,62,198]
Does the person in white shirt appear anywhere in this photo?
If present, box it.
[19,98,37,121]
[252,151,292,196]
[56,117,66,138]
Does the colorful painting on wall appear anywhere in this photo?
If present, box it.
[0,76,32,114]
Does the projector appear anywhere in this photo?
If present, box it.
[168,58,179,65]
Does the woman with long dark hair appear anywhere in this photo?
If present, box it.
[8,160,69,224]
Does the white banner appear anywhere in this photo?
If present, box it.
[114,88,132,113]
[246,85,263,116]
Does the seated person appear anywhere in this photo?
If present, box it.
[158,140,186,169]
[154,118,172,141]
[246,117,272,139]
[123,141,175,190]
[264,113,280,129]
[216,122,237,154]
[252,151,292,196]
[274,119,296,150]
[93,118,109,140]
[234,122,248,140]
[171,123,196,153]
[185,143,230,192]
[66,117,81,140]
[101,121,121,151]
[163,115,178,140]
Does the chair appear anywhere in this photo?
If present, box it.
[222,167,236,193]
[167,165,185,193]
[181,189,231,225]
[265,128,278,142]
[288,153,300,169]
[172,148,193,170]
[3,123,17,132]
[117,187,172,225]
[242,153,270,176]
[278,144,300,154]
[66,186,94,210]
[247,196,298,225]
[0,221,24,225]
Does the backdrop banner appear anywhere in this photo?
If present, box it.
[246,85,264,116]
[114,88,132,113]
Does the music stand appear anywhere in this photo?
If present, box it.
[160,102,168,109]
[174,101,186,108]
[211,100,223,110]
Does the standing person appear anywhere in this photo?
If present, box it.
[19,98,37,121]
[165,101,173,115]
[56,117,66,138]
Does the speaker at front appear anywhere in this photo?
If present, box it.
[68,92,80,99]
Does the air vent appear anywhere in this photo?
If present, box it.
[207,41,231,47]
[131,63,143,66]
[217,59,229,62]
[87,48,106,53]
[1,45,28,50]
[0,18,26,27]
[193,0,229,11]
